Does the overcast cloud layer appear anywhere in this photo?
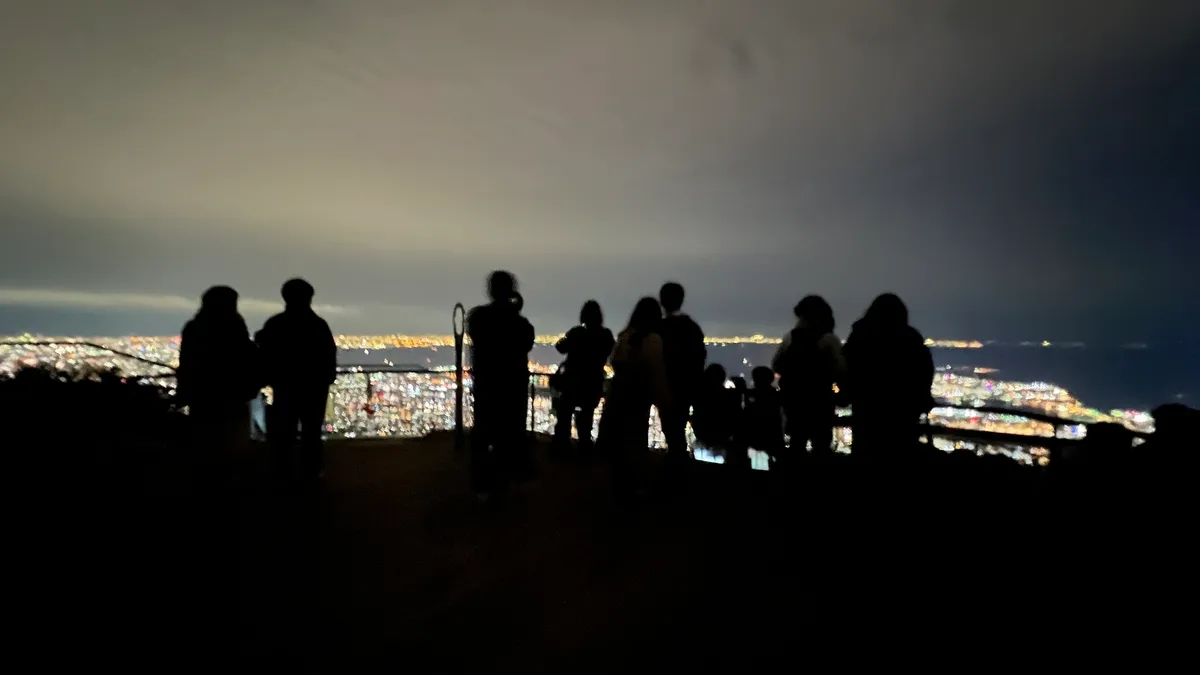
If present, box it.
[1,0,1197,340]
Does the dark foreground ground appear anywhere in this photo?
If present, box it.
[20,432,1195,669]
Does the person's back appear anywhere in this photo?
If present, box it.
[178,288,258,410]
[256,307,336,392]
[745,367,785,454]
[552,301,616,454]
[658,282,706,470]
[178,286,258,487]
[465,271,536,501]
[468,301,536,384]
[255,278,338,482]
[775,326,840,403]
[843,294,934,454]
[660,313,706,391]
[844,321,932,418]
[693,365,736,449]
[560,324,615,385]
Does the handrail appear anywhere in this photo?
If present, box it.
[0,340,176,371]
[3,341,1149,448]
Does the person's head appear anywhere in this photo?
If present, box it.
[1152,403,1196,442]
[626,296,663,334]
[703,363,728,387]
[730,376,747,392]
[659,282,685,313]
[580,299,603,328]
[751,366,776,389]
[794,295,835,335]
[281,278,315,309]
[863,293,909,327]
[487,270,517,302]
[199,285,239,316]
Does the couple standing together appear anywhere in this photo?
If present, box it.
[466,274,704,502]
[583,283,705,498]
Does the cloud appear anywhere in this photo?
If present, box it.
[0,288,357,316]
[0,1,1197,340]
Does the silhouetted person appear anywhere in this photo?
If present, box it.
[692,364,736,451]
[178,286,260,487]
[843,293,934,460]
[597,297,670,500]
[772,296,845,458]
[726,376,749,468]
[552,300,616,457]
[467,271,535,503]
[1142,403,1198,462]
[658,282,706,470]
[255,278,337,482]
[744,366,785,461]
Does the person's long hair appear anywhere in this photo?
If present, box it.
[580,300,603,328]
[198,285,239,318]
[794,295,835,335]
[861,293,909,328]
[624,296,662,347]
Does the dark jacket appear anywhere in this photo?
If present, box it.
[660,313,706,393]
[255,308,337,392]
[744,387,785,451]
[843,320,934,419]
[773,327,845,404]
[555,325,615,403]
[178,312,259,408]
[467,301,535,387]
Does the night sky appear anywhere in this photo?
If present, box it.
[1,1,1197,341]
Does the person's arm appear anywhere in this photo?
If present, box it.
[325,320,338,385]
[555,327,573,355]
[176,326,192,404]
[694,320,707,367]
[770,331,793,372]
[523,319,535,354]
[919,342,935,412]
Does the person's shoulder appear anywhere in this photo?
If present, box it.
[315,315,334,336]
[818,332,843,349]
[466,303,490,324]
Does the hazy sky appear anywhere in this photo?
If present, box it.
[1,0,1197,340]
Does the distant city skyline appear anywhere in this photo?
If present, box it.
[0,332,1147,350]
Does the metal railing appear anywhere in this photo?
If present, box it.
[0,331,1153,464]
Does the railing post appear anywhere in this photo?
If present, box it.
[529,374,536,438]
[365,373,373,414]
[453,303,466,452]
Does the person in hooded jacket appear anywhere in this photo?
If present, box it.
[842,293,934,460]
[772,295,846,461]
[178,285,260,486]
